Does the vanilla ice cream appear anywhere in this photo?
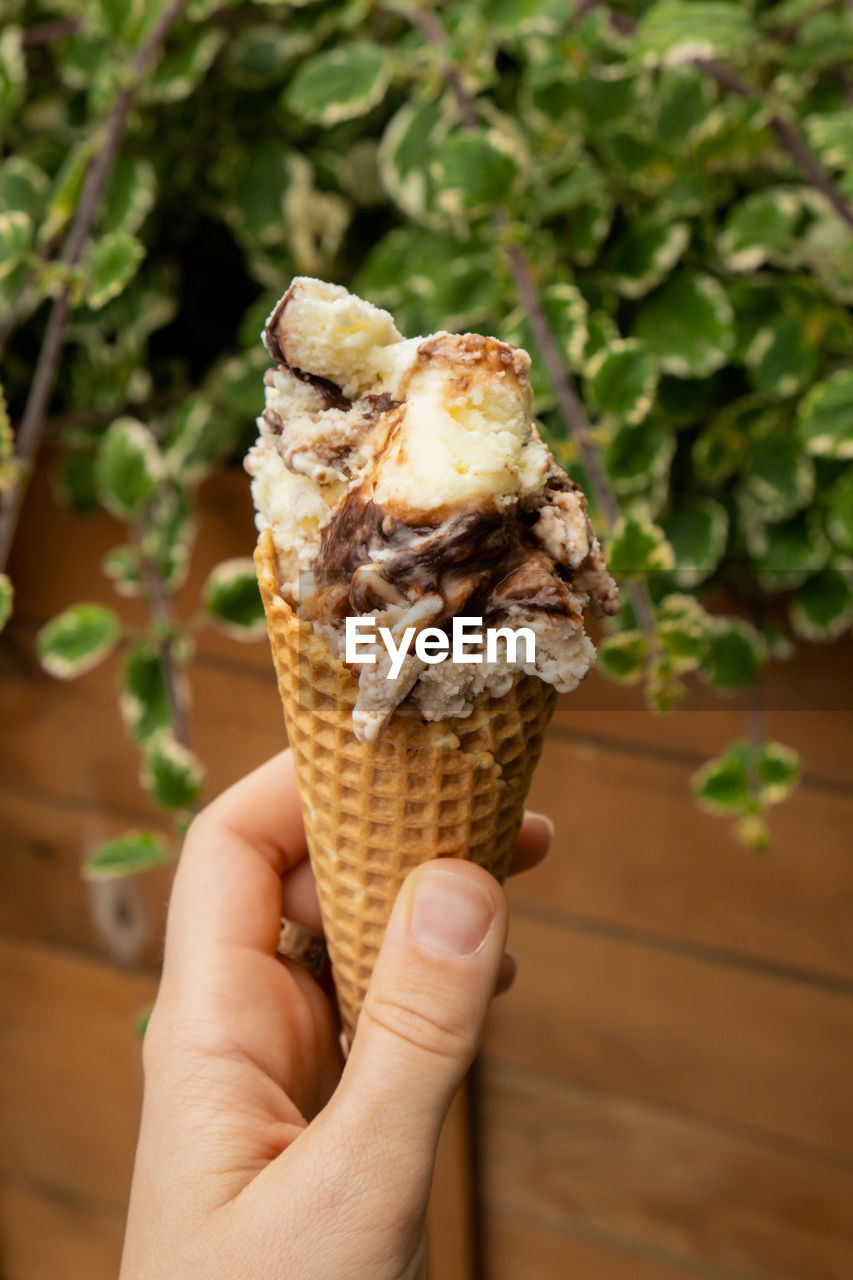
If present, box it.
[246,277,618,742]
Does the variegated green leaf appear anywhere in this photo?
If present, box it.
[789,566,853,640]
[805,111,853,169]
[83,830,171,881]
[203,558,266,638]
[702,618,765,692]
[38,137,100,247]
[0,156,49,219]
[756,742,801,805]
[96,417,163,518]
[656,592,711,672]
[635,1,756,66]
[224,25,312,87]
[608,511,675,575]
[586,339,659,425]
[285,42,392,126]
[101,155,156,237]
[476,0,569,33]
[0,210,30,280]
[635,272,735,378]
[582,311,620,366]
[603,217,690,300]
[663,498,729,587]
[141,730,205,811]
[85,231,145,309]
[797,369,853,459]
[739,434,815,522]
[605,420,674,496]
[743,312,821,399]
[692,742,751,815]
[503,284,589,405]
[566,196,615,268]
[102,545,143,598]
[825,469,853,553]
[750,511,830,593]
[139,486,196,593]
[143,29,225,104]
[718,189,802,272]
[378,96,455,226]
[692,398,772,487]
[432,128,520,220]
[120,642,173,745]
[596,630,646,684]
[655,68,713,144]
[357,230,503,334]
[37,603,122,679]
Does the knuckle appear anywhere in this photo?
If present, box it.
[361,988,473,1062]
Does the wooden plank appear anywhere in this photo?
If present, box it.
[519,736,853,985]
[5,639,853,985]
[427,1082,476,1280]
[0,1181,125,1280]
[0,784,172,967]
[483,1214,719,1280]
[480,1063,853,1280]
[9,454,853,787]
[485,916,853,1157]
[9,456,270,674]
[0,623,284,819]
[0,937,155,1205]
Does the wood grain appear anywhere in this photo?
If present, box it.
[480,1063,853,1280]
[0,783,172,967]
[0,621,283,818]
[427,1083,476,1280]
[0,1181,125,1280]
[520,736,853,984]
[0,936,155,1205]
[485,914,853,1156]
[483,1214,717,1280]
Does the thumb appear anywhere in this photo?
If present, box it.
[330,859,506,1192]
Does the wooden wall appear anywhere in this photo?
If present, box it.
[2,460,851,1279]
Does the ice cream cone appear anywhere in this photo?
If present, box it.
[255,529,556,1044]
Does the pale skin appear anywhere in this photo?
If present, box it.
[121,750,553,1280]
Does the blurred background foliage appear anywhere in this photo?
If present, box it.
[2,0,852,864]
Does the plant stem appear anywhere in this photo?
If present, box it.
[0,0,188,575]
[693,57,853,231]
[599,2,853,230]
[133,520,192,751]
[21,18,82,47]
[405,4,657,638]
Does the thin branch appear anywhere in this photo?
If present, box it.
[20,17,82,48]
[596,0,853,231]
[0,0,188,574]
[693,57,853,231]
[133,520,192,751]
[406,4,657,638]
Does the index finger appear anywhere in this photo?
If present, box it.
[164,749,307,969]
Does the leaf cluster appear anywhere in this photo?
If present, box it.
[2,0,852,853]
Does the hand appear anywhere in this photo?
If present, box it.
[120,749,552,1280]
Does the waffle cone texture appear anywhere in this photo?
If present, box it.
[255,529,556,1042]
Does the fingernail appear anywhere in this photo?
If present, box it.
[527,811,555,841]
[409,870,495,956]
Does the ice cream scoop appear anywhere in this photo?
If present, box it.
[248,277,619,1042]
[247,277,618,742]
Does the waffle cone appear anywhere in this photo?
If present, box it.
[255,529,556,1043]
